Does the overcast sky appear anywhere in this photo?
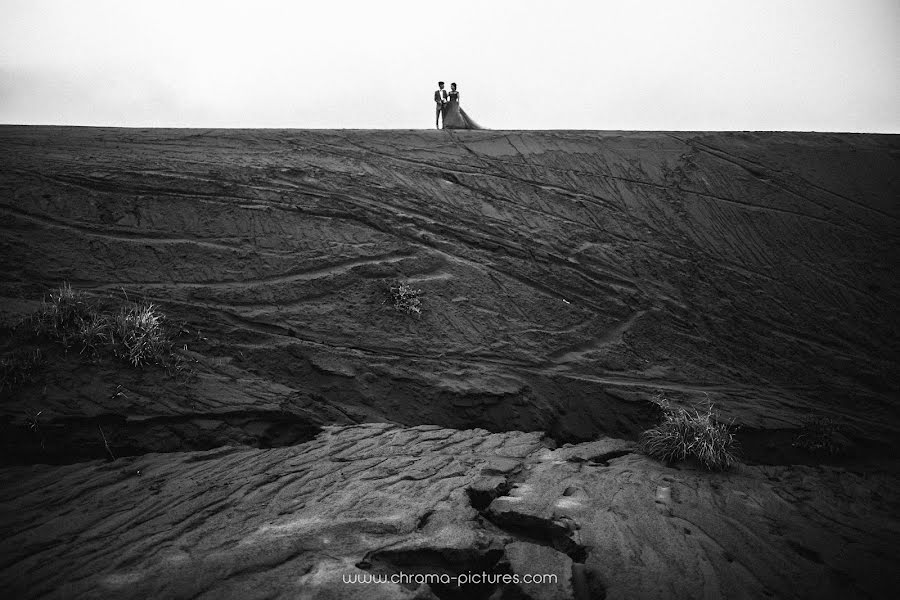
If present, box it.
[1,0,897,131]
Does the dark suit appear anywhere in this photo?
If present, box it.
[435,88,448,128]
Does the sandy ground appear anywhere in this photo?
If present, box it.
[0,127,898,598]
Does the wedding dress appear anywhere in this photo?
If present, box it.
[443,90,482,130]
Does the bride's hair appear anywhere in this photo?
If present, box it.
[451,82,457,88]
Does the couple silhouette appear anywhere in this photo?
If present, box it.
[434,81,481,130]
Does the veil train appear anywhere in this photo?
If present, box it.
[443,91,482,130]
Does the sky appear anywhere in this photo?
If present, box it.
[1,0,897,131]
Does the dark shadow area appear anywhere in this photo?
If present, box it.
[0,410,322,465]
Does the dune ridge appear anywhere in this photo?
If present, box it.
[0,127,898,598]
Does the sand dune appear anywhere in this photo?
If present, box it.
[0,127,897,598]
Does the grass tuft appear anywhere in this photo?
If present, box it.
[31,283,99,349]
[111,302,173,368]
[639,396,738,471]
[386,281,423,316]
[28,283,185,374]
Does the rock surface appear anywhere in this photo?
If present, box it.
[0,425,544,599]
[1,425,897,599]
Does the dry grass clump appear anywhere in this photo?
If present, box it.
[111,302,173,367]
[31,283,101,350]
[0,347,44,392]
[792,416,847,456]
[29,283,184,373]
[640,396,738,471]
[386,281,423,316]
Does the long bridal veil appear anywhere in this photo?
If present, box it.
[443,95,483,130]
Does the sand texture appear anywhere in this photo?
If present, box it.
[0,127,898,598]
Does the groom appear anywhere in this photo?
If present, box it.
[434,81,448,129]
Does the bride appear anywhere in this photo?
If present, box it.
[442,83,482,130]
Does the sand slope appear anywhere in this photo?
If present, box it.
[0,127,898,598]
[1,127,897,453]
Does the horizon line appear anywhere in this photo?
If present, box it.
[1,124,898,135]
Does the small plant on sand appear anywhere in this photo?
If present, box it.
[792,416,847,456]
[28,283,186,375]
[71,314,111,358]
[0,348,44,392]
[31,283,99,349]
[110,301,185,373]
[386,281,423,317]
[640,396,738,471]
[111,302,165,366]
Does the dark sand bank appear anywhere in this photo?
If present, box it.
[0,127,898,598]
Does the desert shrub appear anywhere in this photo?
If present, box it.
[640,397,738,471]
[0,348,44,392]
[71,313,112,357]
[31,283,100,348]
[792,416,847,456]
[29,283,185,374]
[387,281,423,316]
[110,302,179,368]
